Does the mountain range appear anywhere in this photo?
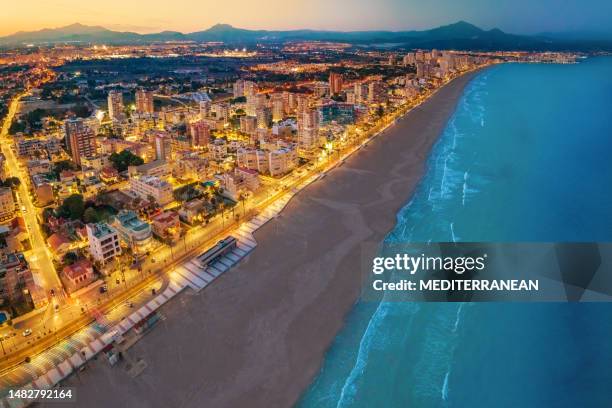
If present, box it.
[1,21,611,51]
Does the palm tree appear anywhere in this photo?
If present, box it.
[238,192,247,214]
[219,201,226,228]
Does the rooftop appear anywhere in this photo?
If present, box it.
[47,232,70,251]
[87,222,117,239]
[63,259,92,280]
[114,210,150,232]
[132,159,167,172]
[133,175,171,188]
[152,211,179,224]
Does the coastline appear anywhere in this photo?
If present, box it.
[48,68,484,408]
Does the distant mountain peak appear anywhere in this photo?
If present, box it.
[207,24,237,32]
[64,22,87,28]
[433,20,484,34]
[453,20,479,28]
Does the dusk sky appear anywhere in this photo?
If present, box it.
[2,0,612,36]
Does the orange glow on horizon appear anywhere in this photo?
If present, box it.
[0,0,410,37]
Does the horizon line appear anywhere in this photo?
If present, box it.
[2,20,511,38]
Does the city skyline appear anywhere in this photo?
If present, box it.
[2,0,612,37]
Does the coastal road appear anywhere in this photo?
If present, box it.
[0,92,62,299]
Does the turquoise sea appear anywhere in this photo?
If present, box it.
[297,57,612,408]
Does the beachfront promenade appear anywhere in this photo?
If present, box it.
[0,164,327,407]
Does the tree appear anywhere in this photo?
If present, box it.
[83,207,101,224]
[72,104,91,118]
[109,150,144,172]
[62,252,78,266]
[146,195,159,211]
[331,94,345,102]
[58,194,85,220]
[238,192,247,213]
[52,160,77,179]
[2,177,21,189]
[230,96,246,104]
[42,207,55,222]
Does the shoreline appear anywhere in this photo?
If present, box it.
[47,68,485,408]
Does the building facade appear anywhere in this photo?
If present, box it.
[86,223,121,265]
[65,118,97,166]
[129,175,174,206]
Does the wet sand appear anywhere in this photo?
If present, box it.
[48,69,482,408]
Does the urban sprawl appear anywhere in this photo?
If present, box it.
[0,41,577,391]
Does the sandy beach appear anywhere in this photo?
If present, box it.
[46,69,482,408]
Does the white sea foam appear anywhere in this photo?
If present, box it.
[462,172,469,207]
[440,155,450,198]
[335,302,420,407]
[450,222,457,242]
[442,371,450,401]
[335,302,389,407]
[453,303,465,333]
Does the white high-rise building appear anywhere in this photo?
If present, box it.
[86,223,121,265]
[354,82,369,103]
[271,94,284,122]
[199,100,211,119]
[243,81,257,97]
[297,108,319,159]
[154,132,172,161]
[212,103,230,124]
[246,94,266,116]
[233,79,245,98]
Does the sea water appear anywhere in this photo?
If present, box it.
[297,57,612,408]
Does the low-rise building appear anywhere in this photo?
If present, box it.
[16,138,45,157]
[207,140,228,161]
[268,147,297,177]
[47,232,71,260]
[236,148,269,174]
[218,172,248,201]
[32,177,54,206]
[128,159,171,179]
[129,175,174,206]
[178,198,210,225]
[62,259,96,293]
[151,211,181,243]
[235,167,260,191]
[110,210,153,253]
[80,155,110,171]
[26,159,52,175]
[0,188,14,221]
[0,253,35,307]
[174,156,208,180]
[0,217,28,255]
[100,166,119,184]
